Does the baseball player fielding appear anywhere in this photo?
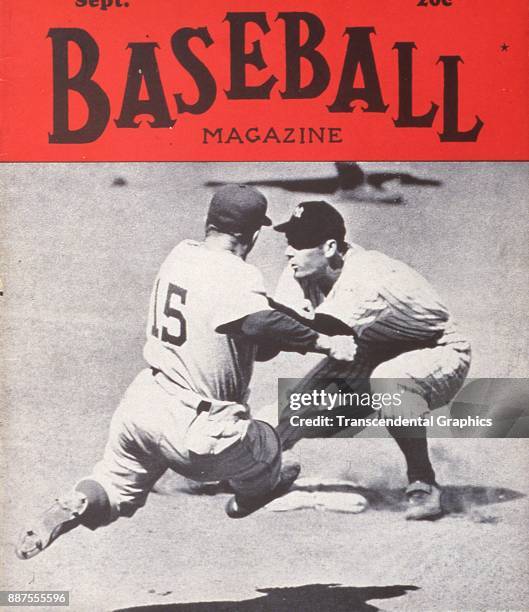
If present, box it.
[271,200,471,520]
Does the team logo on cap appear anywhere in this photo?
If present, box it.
[293,205,304,218]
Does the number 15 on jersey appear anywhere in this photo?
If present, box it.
[150,280,188,347]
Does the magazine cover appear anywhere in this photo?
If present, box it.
[1,1,528,610]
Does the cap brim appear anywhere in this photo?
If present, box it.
[262,215,272,226]
[273,220,290,233]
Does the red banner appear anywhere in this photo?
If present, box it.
[1,0,527,161]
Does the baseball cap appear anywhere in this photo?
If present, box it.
[274,201,346,249]
[207,184,272,234]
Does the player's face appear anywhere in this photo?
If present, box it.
[285,243,329,279]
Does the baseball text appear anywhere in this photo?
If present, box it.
[47,12,483,144]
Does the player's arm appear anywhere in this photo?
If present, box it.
[250,300,357,361]
[269,298,357,338]
[273,266,357,337]
[217,309,355,361]
[218,309,316,354]
[213,263,356,361]
[254,343,281,362]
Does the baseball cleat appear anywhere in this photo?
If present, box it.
[225,460,301,519]
[15,491,87,560]
[405,481,443,520]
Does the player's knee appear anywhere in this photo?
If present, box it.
[371,360,404,381]
[251,419,281,466]
[370,363,431,417]
[229,420,281,497]
[370,362,404,395]
[75,479,112,529]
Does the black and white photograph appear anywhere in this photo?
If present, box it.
[1,162,528,610]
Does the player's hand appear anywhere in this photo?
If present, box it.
[300,299,315,320]
[316,334,357,361]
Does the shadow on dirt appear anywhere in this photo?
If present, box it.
[167,479,524,517]
[297,482,524,515]
[205,172,441,193]
[114,583,419,612]
[204,162,442,205]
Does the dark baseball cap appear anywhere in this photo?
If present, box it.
[207,184,272,234]
[274,201,346,249]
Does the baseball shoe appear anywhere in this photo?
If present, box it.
[225,460,301,519]
[405,481,443,520]
[183,479,233,495]
[16,491,87,560]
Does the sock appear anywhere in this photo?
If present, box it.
[387,425,436,485]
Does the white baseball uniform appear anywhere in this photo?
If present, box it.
[275,244,471,429]
[89,240,281,521]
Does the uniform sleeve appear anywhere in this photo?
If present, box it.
[315,253,388,333]
[316,275,386,334]
[238,310,318,353]
[316,252,450,340]
[274,266,314,317]
[210,263,272,330]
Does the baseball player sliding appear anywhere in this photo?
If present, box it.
[271,201,471,520]
[16,185,357,560]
